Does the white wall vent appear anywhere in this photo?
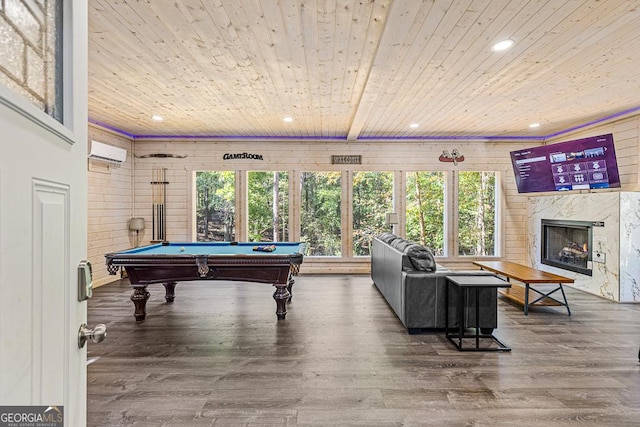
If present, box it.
[88,141,127,164]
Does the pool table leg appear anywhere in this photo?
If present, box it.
[163,281,177,302]
[131,286,150,321]
[287,277,294,302]
[273,285,291,320]
[287,263,301,302]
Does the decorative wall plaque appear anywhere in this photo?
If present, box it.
[331,155,361,165]
[223,153,264,160]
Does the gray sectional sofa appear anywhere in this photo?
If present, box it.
[371,233,498,334]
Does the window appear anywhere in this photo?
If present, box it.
[352,171,393,256]
[405,172,445,255]
[300,172,341,256]
[192,168,500,261]
[0,0,63,122]
[457,171,496,256]
[248,171,289,242]
[195,171,235,241]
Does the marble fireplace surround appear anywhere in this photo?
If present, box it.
[527,191,640,302]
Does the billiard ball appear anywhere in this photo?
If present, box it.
[179,247,185,252]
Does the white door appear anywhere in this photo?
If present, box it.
[0,2,89,425]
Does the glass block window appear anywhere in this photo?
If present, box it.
[0,0,63,122]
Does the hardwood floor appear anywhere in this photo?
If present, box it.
[87,274,640,426]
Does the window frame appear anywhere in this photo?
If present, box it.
[351,170,394,257]
[0,0,80,146]
[454,170,500,257]
[190,168,503,262]
[403,170,502,261]
[246,170,290,242]
[299,170,343,257]
[404,170,446,256]
[193,170,237,242]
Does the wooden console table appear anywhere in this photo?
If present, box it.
[473,261,573,316]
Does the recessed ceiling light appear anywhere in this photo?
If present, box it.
[492,39,514,52]
[283,116,294,122]
[529,122,541,129]
[151,114,164,122]
[409,123,420,129]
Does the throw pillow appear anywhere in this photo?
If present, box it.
[405,244,436,272]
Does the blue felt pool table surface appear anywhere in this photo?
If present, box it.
[114,241,306,256]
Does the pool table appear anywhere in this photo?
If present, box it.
[105,241,306,321]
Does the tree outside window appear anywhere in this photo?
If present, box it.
[405,172,445,255]
[458,171,496,256]
[195,171,235,241]
[352,171,393,256]
[248,171,289,242]
[300,171,341,256]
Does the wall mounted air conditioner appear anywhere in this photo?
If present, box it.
[88,140,127,164]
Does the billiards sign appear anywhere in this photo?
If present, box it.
[222,152,264,160]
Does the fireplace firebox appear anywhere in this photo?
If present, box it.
[541,219,593,276]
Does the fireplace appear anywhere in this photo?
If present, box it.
[541,219,593,276]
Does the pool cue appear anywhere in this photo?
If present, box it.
[162,168,167,240]
[158,167,162,240]
[157,167,161,241]
[150,167,169,242]
[156,167,161,240]
[159,194,163,240]
[152,167,157,241]
[154,167,158,240]
[151,167,155,241]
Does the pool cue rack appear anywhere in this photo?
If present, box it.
[151,167,169,242]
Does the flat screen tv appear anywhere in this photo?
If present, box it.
[510,133,621,193]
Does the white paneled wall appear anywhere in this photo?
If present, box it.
[130,138,532,273]
[88,115,640,283]
[87,127,134,287]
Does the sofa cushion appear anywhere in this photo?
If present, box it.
[390,239,413,252]
[405,244,437,272]
[377,232,397,243]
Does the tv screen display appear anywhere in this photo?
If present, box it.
[510,133,621,193]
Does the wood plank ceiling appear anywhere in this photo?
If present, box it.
[88,0,640,140]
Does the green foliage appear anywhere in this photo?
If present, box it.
[352,172,393,256]
[458,172,496,255]
[248,171,289,242]
[405,172,445,255]
[194,169,497,258]
[300,171,341,256]
[195,171,235,241]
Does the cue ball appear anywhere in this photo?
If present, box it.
[179,247,185,252]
